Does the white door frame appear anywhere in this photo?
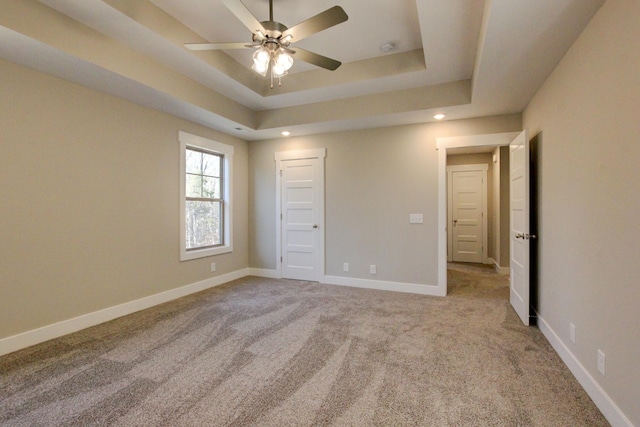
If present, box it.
[447,164,488,264]
[275,148,326,279]
[436,132,519,295]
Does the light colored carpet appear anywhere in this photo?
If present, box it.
[0,265,608,426]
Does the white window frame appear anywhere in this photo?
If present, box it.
[179,131,233,261]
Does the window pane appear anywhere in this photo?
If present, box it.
[186,173,202,198]
[185,200,222,249]
[202,177,221,199]
[186,149,202,174]
[202,152,221,177]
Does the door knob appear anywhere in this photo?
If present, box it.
[515,233,537,240]
[313,224,318,229]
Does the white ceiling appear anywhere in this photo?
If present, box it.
[1,0,604,140]
[151,0,425,74]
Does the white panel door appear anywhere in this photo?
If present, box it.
[452,170,484,263]
[510,130,531,325]
[281,158,322,281]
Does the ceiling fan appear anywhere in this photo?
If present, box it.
[184,0,348,87]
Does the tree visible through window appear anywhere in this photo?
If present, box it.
[185,148,223,250]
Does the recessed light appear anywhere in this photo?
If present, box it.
[281,131,291,136]
[434,114,445,120]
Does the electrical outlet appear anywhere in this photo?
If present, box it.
[343,262,349,272]
[570,323,576,344]
[210,262,216,272]
[370,264,377,274]
[597,349,605,375]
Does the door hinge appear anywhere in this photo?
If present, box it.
[280,256,283,263]
[280,213,283,220]
[279,169,283,176]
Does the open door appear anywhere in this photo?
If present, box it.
[510,130,532,325]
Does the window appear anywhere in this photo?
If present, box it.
[185,148,223,249]
[179,132,233,260]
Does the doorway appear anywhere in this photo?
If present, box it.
[436,132,520,295]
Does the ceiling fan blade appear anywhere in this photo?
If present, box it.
[222,0,267,35]
[282,6,348,42]
[293,48,342,71]
[184,42,255,51]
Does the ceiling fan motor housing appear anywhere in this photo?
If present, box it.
[253,21,291,48]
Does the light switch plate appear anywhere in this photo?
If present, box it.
[410,214,423,224]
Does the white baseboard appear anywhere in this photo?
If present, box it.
[249,269,444,297]
[537,316,633,427]
[490,258,509,275]
[249,268,280,279]
[323,275,444,297]
[0,268,250,357]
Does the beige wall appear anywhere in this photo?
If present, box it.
[446,153,492,167]
[498,146,510,268]
[249,115,521,286]
[489,147,503,266]
[491,148,501,266]
[523,0,639,423]
[487,145,511,269]
[0,59,249,340]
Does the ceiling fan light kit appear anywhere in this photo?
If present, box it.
[185,0,348,88]
[252,48,271,76]
[273,50,294,75]
[252,45,294,86]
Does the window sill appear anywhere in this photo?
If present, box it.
[180,244,232,261]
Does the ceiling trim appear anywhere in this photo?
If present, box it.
[257,79,471,130]
[0,0,605,141]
